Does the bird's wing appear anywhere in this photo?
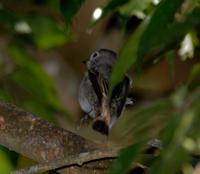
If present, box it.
[110,76,130,118]
[88,70,109,102]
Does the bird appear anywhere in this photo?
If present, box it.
[78,48,132,135]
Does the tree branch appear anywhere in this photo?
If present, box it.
[11,148,119,174]
[0,102,113,173]
[0,101,163,174]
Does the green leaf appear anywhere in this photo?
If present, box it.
[27,15,67,49]
[149,110,195,174]
[0,89,13,102]
[60,0,85,25]
[0,149,13,174]
[187,63,200,85]
[103,0,131,15]
[45,0,60,11]
[22,100,56,122]
[170,86,187,108]
[137,0,200,65]
[166,50,175,78]
[110,1,200,91]
[119,0,152,19]
[0,7,18,29]
[7,44,63,112]
[138,0,184,60]
[110,18,148,92]
[187,6,200,27]
[149,145,189,174]
[109,142,144,174]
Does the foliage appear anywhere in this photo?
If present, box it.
[0,0,200,173]
[60,0,85,25]
[0,148,14,174]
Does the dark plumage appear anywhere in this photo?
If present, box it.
[79,49,132,135]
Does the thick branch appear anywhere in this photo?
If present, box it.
[0,102,102,163]
[0,102,162,174]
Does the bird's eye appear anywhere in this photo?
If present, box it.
[91,51,99,59]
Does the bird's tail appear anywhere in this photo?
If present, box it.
[92,97,110,135]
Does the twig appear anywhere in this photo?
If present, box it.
[11,148,119,174]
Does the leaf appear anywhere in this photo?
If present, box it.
[27,15,67,49]
[170,86,187,108]
[149,110,195,174]
[0,7,18,29]
[137,0,199,64]
[103,0,131,15]
[22,100,56,122]
[7,44,63,112]
[109,142,144,174]
[165,51,175,81]
[110,1,200,92]
[187,63,200,85]
[60,0,85,25]
[0,148,13,174]
[45,0,60,11]
[0,89,13,102]
[119,0,152,19]
[187,6,200,27]
[110,18,149,92]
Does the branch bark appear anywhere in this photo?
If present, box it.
[0,102,113,173]
[11,148,118,174]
